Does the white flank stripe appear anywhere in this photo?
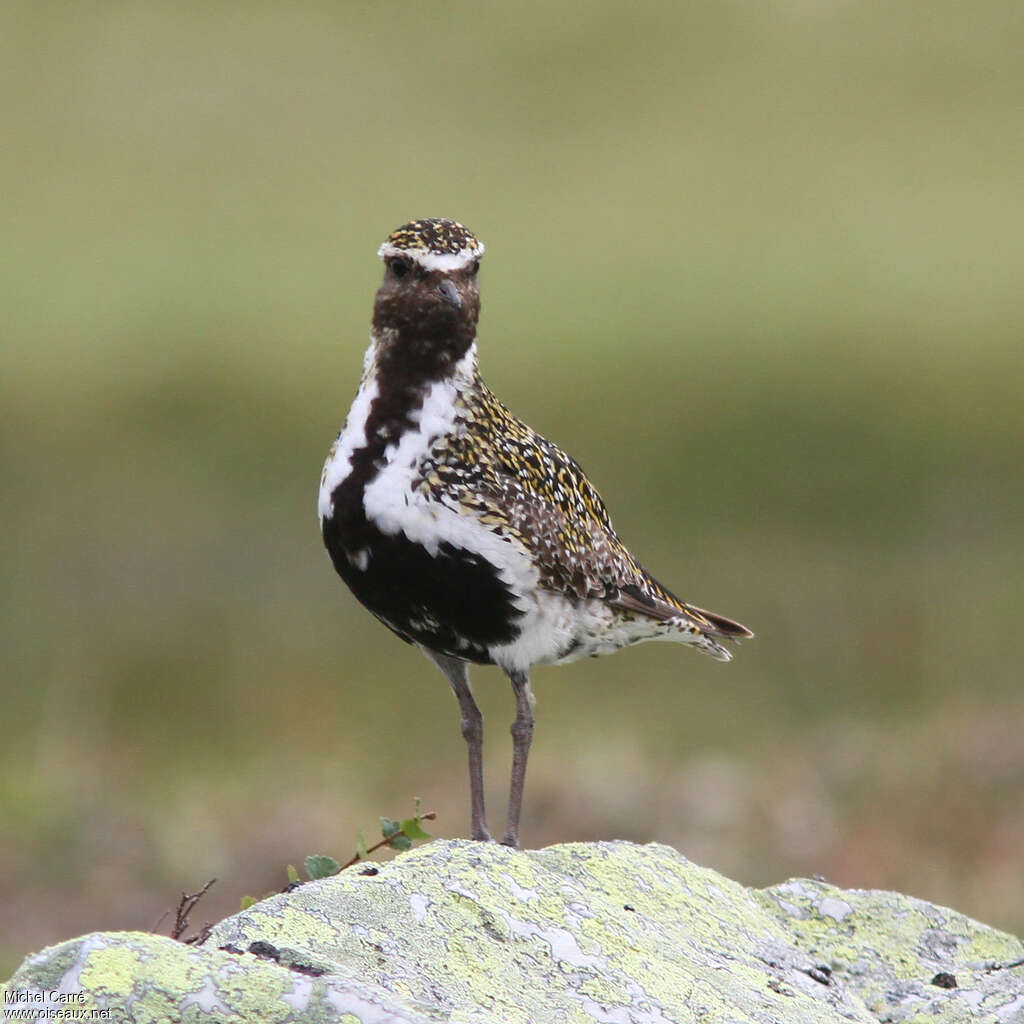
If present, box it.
[318,339,379,524]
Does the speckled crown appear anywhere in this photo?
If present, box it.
[378,219,485,272]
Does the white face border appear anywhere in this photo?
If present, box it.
[377,241,485,274]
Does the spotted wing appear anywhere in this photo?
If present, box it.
[428,390,751,643]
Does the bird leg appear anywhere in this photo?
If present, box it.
[502,669,534,848]
[421,648,491,842]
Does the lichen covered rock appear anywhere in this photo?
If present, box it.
[5,840,1023,1022]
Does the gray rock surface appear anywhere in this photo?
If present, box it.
[4,840,1023,1023]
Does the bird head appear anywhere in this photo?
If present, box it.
[372,220,485,361]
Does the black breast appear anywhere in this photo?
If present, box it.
[322,506,522,664]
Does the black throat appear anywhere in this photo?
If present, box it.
[371,282,479,385]
[349,278,480,467]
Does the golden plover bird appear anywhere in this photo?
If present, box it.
[319,218,753,847]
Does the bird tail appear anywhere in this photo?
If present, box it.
[681,602,754,641]
[610,581,754,661]
[671,602,754,661]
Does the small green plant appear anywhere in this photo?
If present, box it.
[239,800,436,908]
[303,854,340,880]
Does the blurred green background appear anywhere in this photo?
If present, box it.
[3,0,1023,976]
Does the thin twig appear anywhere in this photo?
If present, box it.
[183,922,213,946]
[170,879,217,941]
[337,812,436,871]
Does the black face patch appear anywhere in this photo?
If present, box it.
[383,218,483,257]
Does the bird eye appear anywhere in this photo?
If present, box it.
[388,257,411,278]
[469,260,480,277]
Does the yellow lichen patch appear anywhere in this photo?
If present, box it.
[245,904,344,951]
[213,957,292,1023]
[78,942,146,1000]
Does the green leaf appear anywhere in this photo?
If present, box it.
[304,854,340,880]
[356,830,369,862]
[240,895,258,910]
[286,864,299,884]
[379,817,401,839]
[388,833,412,851]
[400,817,431,840]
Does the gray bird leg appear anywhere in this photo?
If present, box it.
[502,669,534,848]
[421,647,491,842]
